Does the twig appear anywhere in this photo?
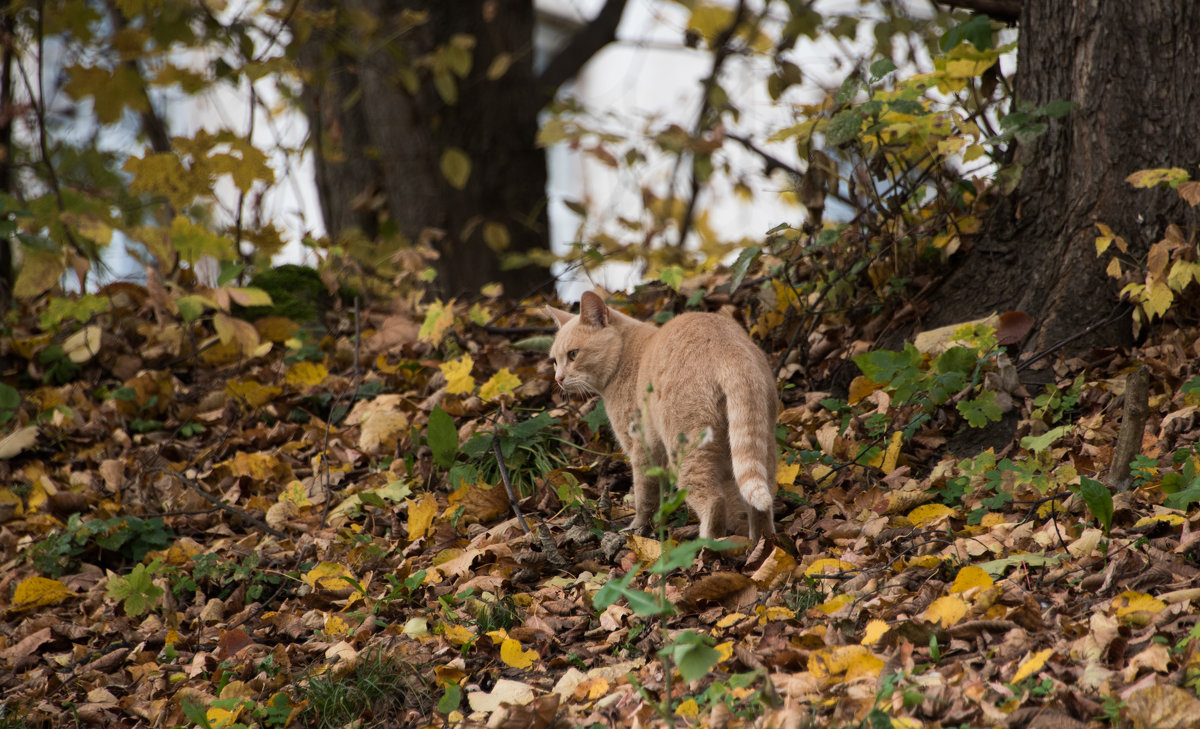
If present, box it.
[672,0,749,250]
[1017,303,1132,372]
[538,0,630,96]
[1109,365,1150,492]
[150,467,287,539]
[492,406,532,535]
[319,297,362,528]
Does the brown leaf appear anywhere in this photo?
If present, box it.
[1125,684,1200,729]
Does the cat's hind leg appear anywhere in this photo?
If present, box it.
[677,445,730,541]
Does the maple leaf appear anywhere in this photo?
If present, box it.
[479,368,520,401]
[440,355,476,395]
[419,299,456,346]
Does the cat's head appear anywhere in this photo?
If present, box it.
[546,290,623,396]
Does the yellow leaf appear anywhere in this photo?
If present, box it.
[408,493,439,541]
[226,286,273,307]
[440,355,476,395]
[14,248,65,299]
[627,534,662,565]
[907,503,957,527]
[359,411,408,456]
[758,605,796,622]
[207,704,242,729]
[950,565,995,594]
[172,216,235,264]
[0,488,24,517]
[479,368,521,401]
[1143,278,1174,320]
[1094,223,1117,255]
[440,147,471,190]
[805,558,855,577]
[777,461,800,486]
[1168,260,1200,292]
[1133,513,1185,529]
[324,614,349,636]
[482,222,510,252]
[1113,591,1167,621]
[714,640,734,662]
[226,452,281,481]
[847,375,882,405]
[279,480,313,508]
[675,698,699,719]
[214,312,262,356]
[1010,648,1053,683]
[226,379,282,408]
[285,361,329,387]
[1106,257,1123,279]
[816,593,852,615]
[1126,167,1189,188]
[880,430,903,474]
[923,595,967,627]
[442,622,476,647]
[499,637,539,669]
[419,299,455,346]
[688,3,735,45]
[861,619,888,646]
[302,562,355,591]
[486,53,512,80]
[12,576,75,610]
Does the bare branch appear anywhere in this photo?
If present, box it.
[932,0,1021,23]
[537,0,629,96]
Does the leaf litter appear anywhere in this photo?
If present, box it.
[1,276,1200,728]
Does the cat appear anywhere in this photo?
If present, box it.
[546,290,778,551]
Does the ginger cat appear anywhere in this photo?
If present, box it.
[547,291,777,548]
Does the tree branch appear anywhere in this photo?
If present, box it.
[932,0,1021,23]
[537,0,629,97]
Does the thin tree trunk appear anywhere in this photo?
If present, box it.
[297,0,550,298]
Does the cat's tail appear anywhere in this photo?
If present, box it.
[724,374,777,513]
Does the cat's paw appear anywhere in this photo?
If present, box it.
[620,519,652,536]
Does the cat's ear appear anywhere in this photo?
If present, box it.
[579,290,610,328]
[545,305,574,329]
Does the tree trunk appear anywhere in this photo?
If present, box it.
[927,1,1200,358]
[297,0,550,298]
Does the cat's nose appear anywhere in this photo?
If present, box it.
[554,371,563,384]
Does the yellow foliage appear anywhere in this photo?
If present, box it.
[479,368,521,401]
[407,493,439,542]
[12,576,75,611]
[1010,648,1053,684]
[440,355,476,395]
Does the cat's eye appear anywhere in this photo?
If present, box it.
[567,349,579,361]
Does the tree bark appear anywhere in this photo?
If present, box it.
[926,1,1200,358]
[297,0,551,298]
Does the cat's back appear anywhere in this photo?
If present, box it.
[643,312,768,380]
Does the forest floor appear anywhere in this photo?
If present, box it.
[3,271,1200,729]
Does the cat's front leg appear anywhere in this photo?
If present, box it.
[622,445,657,535]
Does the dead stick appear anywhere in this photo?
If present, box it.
[492,411,532,535]
[152,467,287,539]
[1109,365,1150,492]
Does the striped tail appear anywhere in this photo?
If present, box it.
[724,374,777,512]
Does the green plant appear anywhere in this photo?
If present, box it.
[106,559,165,617]
[0,384,20,427]
[1030,374,1084,424]
[28,514,175,576]
[297,648,428,729]
[168,551,281,604]
[854,335,1002,429]
[37,345,80,385]
[457,410,571,495]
